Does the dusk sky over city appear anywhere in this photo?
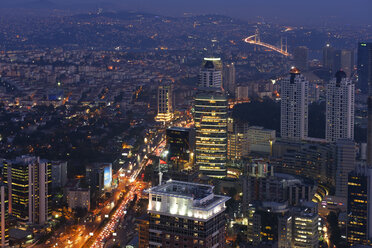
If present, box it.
[1,0,372,247]
[2,0,372,24]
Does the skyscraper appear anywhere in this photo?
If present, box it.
[341,49,355,77]
[368,97,372,165]
[293,46,309,71]
[195,58,228,178]
[280,67,309,140]
[155,83,174,122]
[198,58,223,89]
[51,160,67,190]
[144,180,230,248]
[357,42,372,94]
[0,184,8,248]
[166,127,194,163]
[333,49,355,77]
[366,44,372,165]
[222,62,236,95]
[3,156,51,225]
[335,139,356,199]
[194,94,228,178]
[326,71,355,142]
[347,164,372,246]
[323,44,334,72]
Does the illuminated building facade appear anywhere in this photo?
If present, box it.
[278,214,293,248]
[272,139,334,186]
[247,201,289,246]
[155,84,174,122]
[166,127,194,163]
[0,184,9,248]
[247,126,276,154]
[280,67,309,140]
[326,71,355,142]
[3,156,51,225]
[194,94,228,177]
[86,163,112,197]
[227,132,244,161]
[242,160,316,212]
[138,217,149,248]
[198,58,223,89]
[347,165,372,246]
[227,119,249,161]
[66,188,90,211]
[247,201,319,248]
[292,206,319,248]
[145,180,230,248]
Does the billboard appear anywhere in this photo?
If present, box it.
[103,164,112,190]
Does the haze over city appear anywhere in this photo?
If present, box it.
[1,0,372,25]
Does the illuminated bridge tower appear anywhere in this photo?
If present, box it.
[145,180,230,248]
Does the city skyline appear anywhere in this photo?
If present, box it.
[0,1,372,247]
[1,0,372,26]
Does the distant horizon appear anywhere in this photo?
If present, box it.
[1,0,371,26]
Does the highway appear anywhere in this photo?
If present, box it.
[42,133,165,248]
[89,136,166,248]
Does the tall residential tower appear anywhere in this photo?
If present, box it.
[280,67,309,140]
[326,71,355,142]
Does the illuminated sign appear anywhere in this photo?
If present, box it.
[104,164,112,189]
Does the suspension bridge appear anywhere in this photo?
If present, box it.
[243,29,291,57]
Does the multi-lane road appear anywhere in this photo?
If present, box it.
[42,134,165,248]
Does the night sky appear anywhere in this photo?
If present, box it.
[2,0,372,25]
